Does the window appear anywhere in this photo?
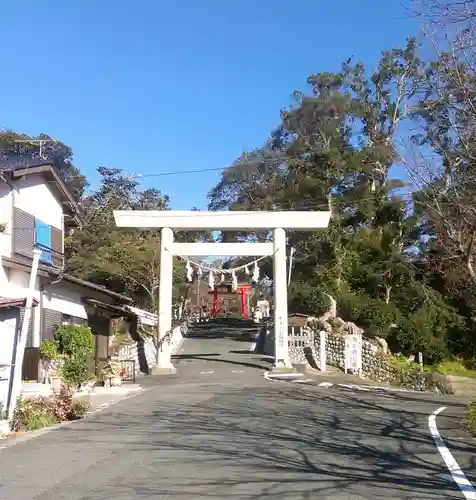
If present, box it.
[34,218,52,264]
[61,314,87,326]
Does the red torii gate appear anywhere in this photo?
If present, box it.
[209,283,253,319]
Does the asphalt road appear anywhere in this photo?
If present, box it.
[0,320,474,499]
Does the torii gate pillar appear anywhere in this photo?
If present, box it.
[157,227,175,370]
[113,210,331,371]
[273,227,289,366]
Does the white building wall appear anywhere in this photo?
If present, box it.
[13,176,63,230]
[5,269,41,347]
[0,182,13,258]
[0,172,69,349]
[0,262,9,291]
[41,284,88,320]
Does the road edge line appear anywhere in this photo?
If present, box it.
[429,406,476,499]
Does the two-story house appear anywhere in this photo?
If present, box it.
[0,157,137,393]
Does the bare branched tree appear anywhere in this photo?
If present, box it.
[402,15,476,284]
[412,0,476,27]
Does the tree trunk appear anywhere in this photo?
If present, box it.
[325,294,337,318]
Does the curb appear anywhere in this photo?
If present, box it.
[0,386,149,452]
[263,372,416,393]
[263,371,307,382]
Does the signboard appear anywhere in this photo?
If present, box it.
[344,334,362,376]
[277,316,285,350]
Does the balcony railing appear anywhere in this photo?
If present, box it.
[35,243,63,268]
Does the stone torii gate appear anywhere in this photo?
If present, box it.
[114,210,330,371]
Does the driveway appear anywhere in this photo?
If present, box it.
[0,320,474,499]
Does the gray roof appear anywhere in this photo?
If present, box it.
[0,155,54,172]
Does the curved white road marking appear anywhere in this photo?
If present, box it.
[429,407,476,499]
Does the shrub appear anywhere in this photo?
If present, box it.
[464,401,476,436]
[22,413,57,432]
[68,399,90,420]
[55,324,94,359]
[10,389,90,432]
[61,358,90,388]
[338,291,399,338]
[39,339,61,361]
[387,355,427,390]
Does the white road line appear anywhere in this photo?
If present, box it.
[263,371,304,382]
[265,375,419,394]
[429,407,476,499]
[200,370,214,375]
[231,370,244,373]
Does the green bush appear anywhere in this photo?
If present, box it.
[55,324,94,359]
[464,401,476,436]
[338,291,399,337]
[390,358,425,390]
[61,358,90,388]
[22,413,57,432]
[39,339,61,361]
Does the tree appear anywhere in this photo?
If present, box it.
[207,38,474,362]
[66,166,210,312]
[407,28,476,286]
[0,131,87,201]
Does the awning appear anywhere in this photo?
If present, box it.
[0,297,39,309]
[81,298,136,319]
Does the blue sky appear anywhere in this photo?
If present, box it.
[0,0,419,209]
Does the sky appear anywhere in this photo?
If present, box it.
[0,0,420,210]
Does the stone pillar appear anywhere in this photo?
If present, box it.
[157,227,175,372]
[320,330,327,372]
[272,227,290,367]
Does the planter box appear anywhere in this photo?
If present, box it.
[110,376,122,387]
[51,377,63,394]
[0,419,9,435]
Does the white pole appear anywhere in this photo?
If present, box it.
[287,247,295,287]
[319,330,327,372]
[157,227,174,369]
[8,248,41,420]
[273,228,290,367]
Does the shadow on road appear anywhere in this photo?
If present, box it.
[172,352,269,371]
[52,383,473,499]
[184,319,259,341]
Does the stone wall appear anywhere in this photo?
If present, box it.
[289,315,428,391]
[313,329,427,390]
[118,323,188,374]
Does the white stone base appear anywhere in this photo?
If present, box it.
[0,420,10,435]
[151,365,177,375]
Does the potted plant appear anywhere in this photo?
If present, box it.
[39,340,63,392]
[100,361,122,387]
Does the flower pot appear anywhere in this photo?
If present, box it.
[110,376,122,387]
[51,376,63,394]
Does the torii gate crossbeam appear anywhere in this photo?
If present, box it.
[114,210,330,371]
